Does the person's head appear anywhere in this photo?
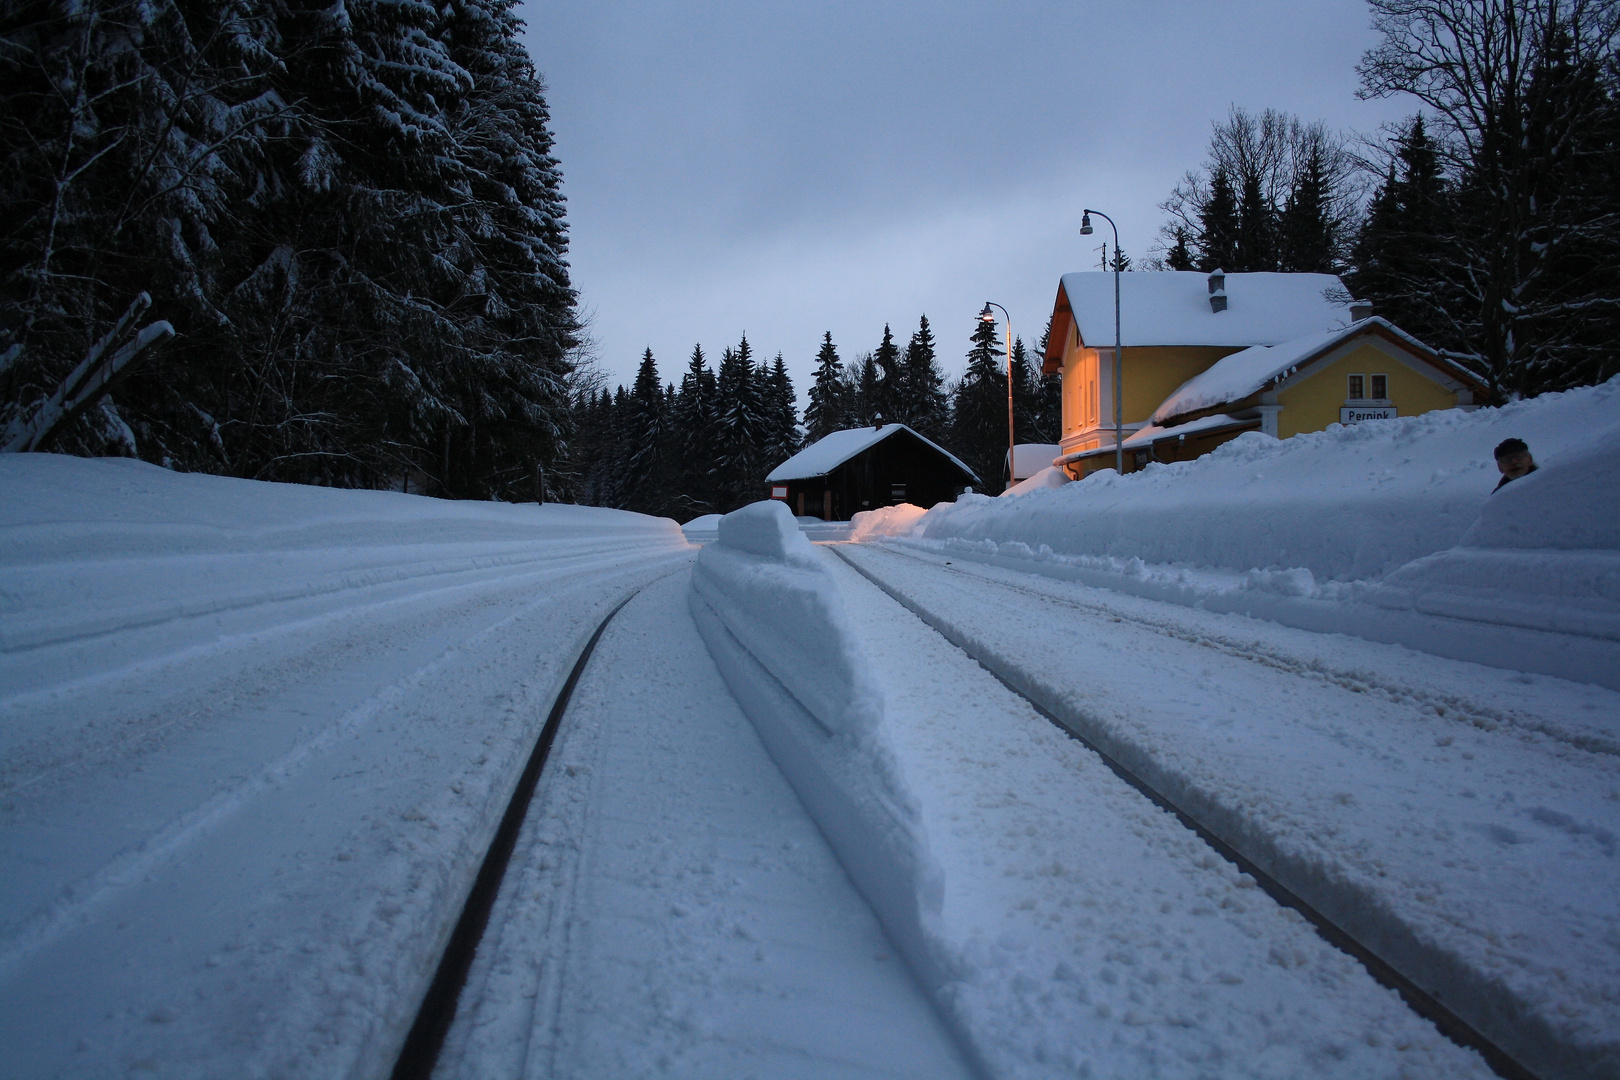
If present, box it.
[1494,438,1535,480]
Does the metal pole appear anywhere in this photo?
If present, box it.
[1083,210,1123,474]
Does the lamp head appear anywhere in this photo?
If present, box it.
[1080,210,1093,236]
[979,303,995,323]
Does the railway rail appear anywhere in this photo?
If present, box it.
[833,544,1539,1080]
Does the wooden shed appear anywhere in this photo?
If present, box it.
[766,424,979,521]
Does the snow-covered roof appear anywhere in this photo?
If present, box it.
[766,424,978,483]
[1123,413,1255,449]
[1007,443,1061,479]
[1057,271,1350,350]
[1151,317,1437,425]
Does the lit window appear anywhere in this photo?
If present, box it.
[1347,374,1365,400]
[1371,374,1388,399]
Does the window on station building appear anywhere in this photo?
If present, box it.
[1371,373,1388,400]
[1347,374,1365,400]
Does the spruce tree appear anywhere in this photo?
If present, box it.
[901,315,948,439]
[672,344,718,515]
[1197,168,1240,271]
[762,352,799,470]
[805,332,848,441]
[1235,168,1275,271]
[714,335,767,510]
[1164,228,1195,271]
[870,324,902,424]
[1278,145,1336,272]
[949,313,1006,491]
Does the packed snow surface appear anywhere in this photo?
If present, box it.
[692,504,1497,1078]
[0,454,690,1079]
[839,544,1620,1080]
[1060,270,1349,347]
[436,570,971,1079]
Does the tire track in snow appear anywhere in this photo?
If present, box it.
[832,544,1541,1080]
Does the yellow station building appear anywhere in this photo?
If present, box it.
[1042,269,1486,478]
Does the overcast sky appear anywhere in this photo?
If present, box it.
[518,1,1415,400]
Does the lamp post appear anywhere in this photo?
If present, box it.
[1080,209,1123,474]
[978,302,1015,491]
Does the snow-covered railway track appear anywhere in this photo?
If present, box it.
[835,542,1620,1080]
[874,543,1620,761]
[832,545,1535,1080]
[390,583,646,1080]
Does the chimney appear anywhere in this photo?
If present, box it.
[1350,299,1374,322]
[1207,268,1227,313]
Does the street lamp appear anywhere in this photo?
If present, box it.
[979,301,1015,491]
[1080,209,1124,474]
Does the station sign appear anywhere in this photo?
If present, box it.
[1341,405,1397,424]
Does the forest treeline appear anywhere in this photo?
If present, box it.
[569,316,1060,519]
[1,0,576,498]
[3,0,1615,510]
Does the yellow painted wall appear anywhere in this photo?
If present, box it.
[1275,342,1459,439]
[1062,342,1233,437]
[1121,346,1233,423]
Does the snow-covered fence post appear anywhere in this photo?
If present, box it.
[0,292,173,454]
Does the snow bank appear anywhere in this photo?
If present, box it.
[999,464,1068,496]
[1367,426,1620,641]
[691,502,1492,1078]
[849,502,928,540]
[898,381,1620,687]
[688,501,946,991]
[920,379,1620,581]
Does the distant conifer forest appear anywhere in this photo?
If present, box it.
[567,317,1061,519]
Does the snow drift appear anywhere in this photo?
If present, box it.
[687,501,948,992]
[894,380,1620,688]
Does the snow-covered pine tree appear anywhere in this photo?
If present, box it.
[870,324,902,426]
[949,313,1006,491]
[1197,168,1241,272]
[762,352,799,471]
[901,315,948,440]
[672,343,718,515]
[0,0,280,462]
[1278,145,1336,272]
[714,335,768,510]
[621,348,668,514]
[1359,0,1620,396]
[805,332,849,441]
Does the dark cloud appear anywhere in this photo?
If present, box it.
[521,1,1411,395]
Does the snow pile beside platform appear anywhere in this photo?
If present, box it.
[849,502,928,541]
[1000,463,1068,496]
[688,501,945,987]
[890,381,1620,686]
[1366,427,1620,641]
[916,378,1620,582]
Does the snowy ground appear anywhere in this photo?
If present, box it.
[0,455,688,1079]
[6,443,1615,1080]
[436,570,972,1079]
[837,543,1620,1080]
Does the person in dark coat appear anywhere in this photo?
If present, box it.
[1493,438,1537,491]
